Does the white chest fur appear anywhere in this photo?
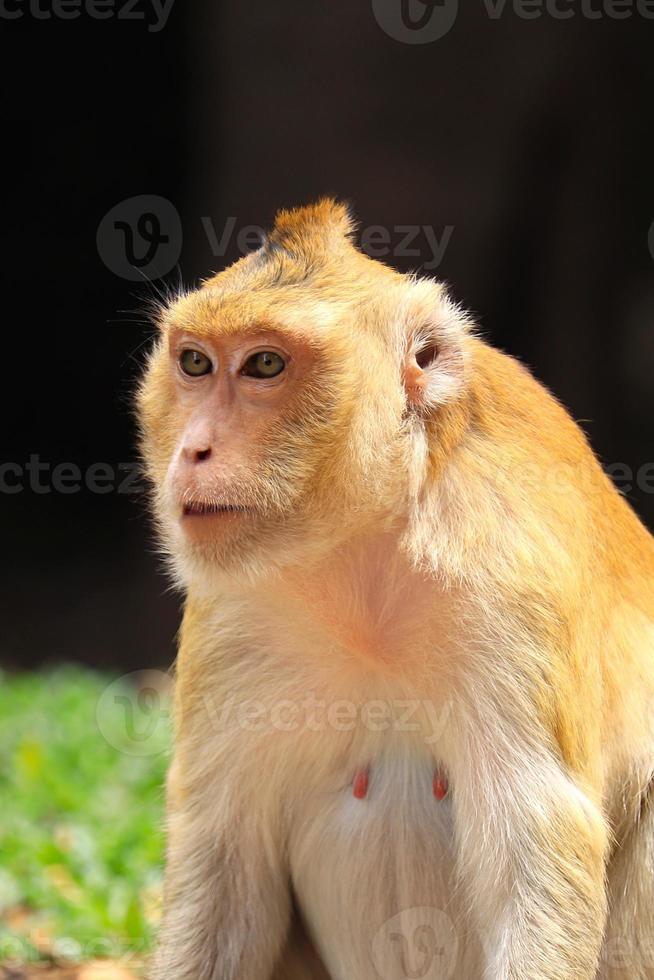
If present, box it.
[289,749,483,980]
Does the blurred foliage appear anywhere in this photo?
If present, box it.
[0,667,170,965]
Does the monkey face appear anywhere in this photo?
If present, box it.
[169,323,332,560]
[141,317,340,580]
[140,309,405,585]
[137,200,469,585]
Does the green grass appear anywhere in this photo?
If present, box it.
[0,666,171,965]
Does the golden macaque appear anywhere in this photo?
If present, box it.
[138,199,654,980]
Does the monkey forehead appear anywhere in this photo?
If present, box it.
[158,259,422,346]
[161,284,352,346]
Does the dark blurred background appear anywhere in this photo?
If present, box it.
[2,1,653,670]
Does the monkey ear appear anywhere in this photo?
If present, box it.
[402,282,469,413]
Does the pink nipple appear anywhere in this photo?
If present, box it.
[433,773,449,800]
[352,769,370,799]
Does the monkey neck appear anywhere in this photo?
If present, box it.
[268,523,444,669]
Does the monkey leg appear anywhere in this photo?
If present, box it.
[599,790,654,979]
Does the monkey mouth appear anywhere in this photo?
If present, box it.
[182,502,248,518]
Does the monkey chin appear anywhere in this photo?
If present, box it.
[164,509,291,590]
[177,507,258,571]
[180,506,250,543]
[165,503,351,594]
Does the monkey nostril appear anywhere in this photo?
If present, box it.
[195,448,211,463]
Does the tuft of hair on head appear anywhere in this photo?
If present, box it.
[265,198,356,260]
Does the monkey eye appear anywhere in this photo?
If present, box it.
[180,349,213,377]
[241,351,286,379]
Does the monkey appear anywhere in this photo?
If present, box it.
[137,199,654,980]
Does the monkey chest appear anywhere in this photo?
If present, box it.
[287,754,481,980]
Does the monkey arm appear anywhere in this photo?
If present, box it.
[149,613,293,980]
[149,780,291,980]
[149,744,292,980]
[448,711,609,980]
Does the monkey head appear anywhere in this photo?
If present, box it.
[137,199,469,586]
